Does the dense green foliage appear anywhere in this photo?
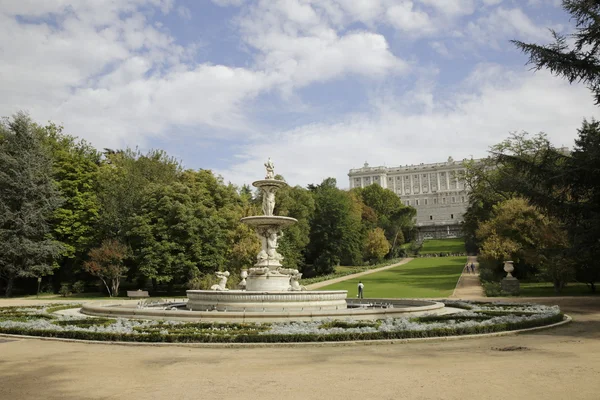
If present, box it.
[0,115,413,297]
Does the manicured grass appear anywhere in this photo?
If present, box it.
[519,282,599,297]
[420,238,466,254]
[318,257,466,298]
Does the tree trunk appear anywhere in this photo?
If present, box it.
[100,278,112,297]
[553,279,564,294]
[4,276,14,297]
[111,278,120,298]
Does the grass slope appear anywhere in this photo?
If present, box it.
[420,238,466,254]
[318,257,466,298]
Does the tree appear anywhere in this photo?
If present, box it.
[363,228,390,262]
[477,198,572,292]
[512,0,600,105]
[96,148,182,240]
[0,113,64,296]
[306,178,363,275]
[274,184,315,271]
[84,239,129,297]
[354,184,415,256]
[462,132,554,252]
[39,123,101,286]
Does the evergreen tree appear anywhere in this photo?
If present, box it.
[513,0,600,104]
[0,113,64,296]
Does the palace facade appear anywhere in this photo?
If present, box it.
[348,157,474,239]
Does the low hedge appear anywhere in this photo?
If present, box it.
[0,313,564,343]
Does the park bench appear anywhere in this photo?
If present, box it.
[127,290,149,299]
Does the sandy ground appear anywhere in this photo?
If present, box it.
[1,296,599,400]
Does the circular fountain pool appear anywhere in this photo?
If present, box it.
[80,298,446,323]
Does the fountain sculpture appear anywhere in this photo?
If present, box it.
[185,159,349,312]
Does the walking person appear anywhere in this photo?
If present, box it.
[357,281,364,299]
[470,262,476,273]
[465,262,470,274]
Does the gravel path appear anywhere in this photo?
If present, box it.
[450,255,485,299]
[1,297,599,400]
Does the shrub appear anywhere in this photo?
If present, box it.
[72,281,86,294]
[59,283,71,297]
[482,281,502,297]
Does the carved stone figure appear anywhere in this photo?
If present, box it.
[265,158,275,179]
[210,271,230,291]
[266,229,283,263]
[289,270,303,291]
[262,187,276,216]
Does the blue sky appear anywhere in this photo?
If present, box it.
[1,0,598,187]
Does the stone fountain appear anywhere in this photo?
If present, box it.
[239,157,300,291]
[185,159,349,312]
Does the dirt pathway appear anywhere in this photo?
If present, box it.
[1,297,599,400]
[450,255,484,299]
[305,258,413,290]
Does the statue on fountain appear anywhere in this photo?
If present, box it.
[264,157,275,179]
[262,187,276,216]
[211,271,230,291]
[289,270,305,291]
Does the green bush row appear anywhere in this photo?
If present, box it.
[319,320,381,329]
[411,315,492,323]
[45,304,83,314]
[53,318,116,328]
[0,314,563,343]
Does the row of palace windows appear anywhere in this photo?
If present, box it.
[403,196,466,206]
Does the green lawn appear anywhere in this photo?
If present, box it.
[420,238,466,254]
[518,282,599,297]
[318,257,466,298]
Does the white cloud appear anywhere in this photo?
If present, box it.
[386,2,434,34]
[467,7,552,47]
[237,0,408,92]
[0,1,271,149]
[219,66,599,187]
[418,0,476,18]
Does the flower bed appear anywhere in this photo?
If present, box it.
[0,301,564,344]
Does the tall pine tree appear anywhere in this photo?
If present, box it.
[0,113,64,296]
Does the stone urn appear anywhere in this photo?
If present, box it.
[503,261,515,278]
[238,269,248,290]
[501,260,519,295]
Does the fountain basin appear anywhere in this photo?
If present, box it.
[80,298,446,322]
[186,290,348,312]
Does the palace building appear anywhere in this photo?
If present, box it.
[348,157,475,240]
